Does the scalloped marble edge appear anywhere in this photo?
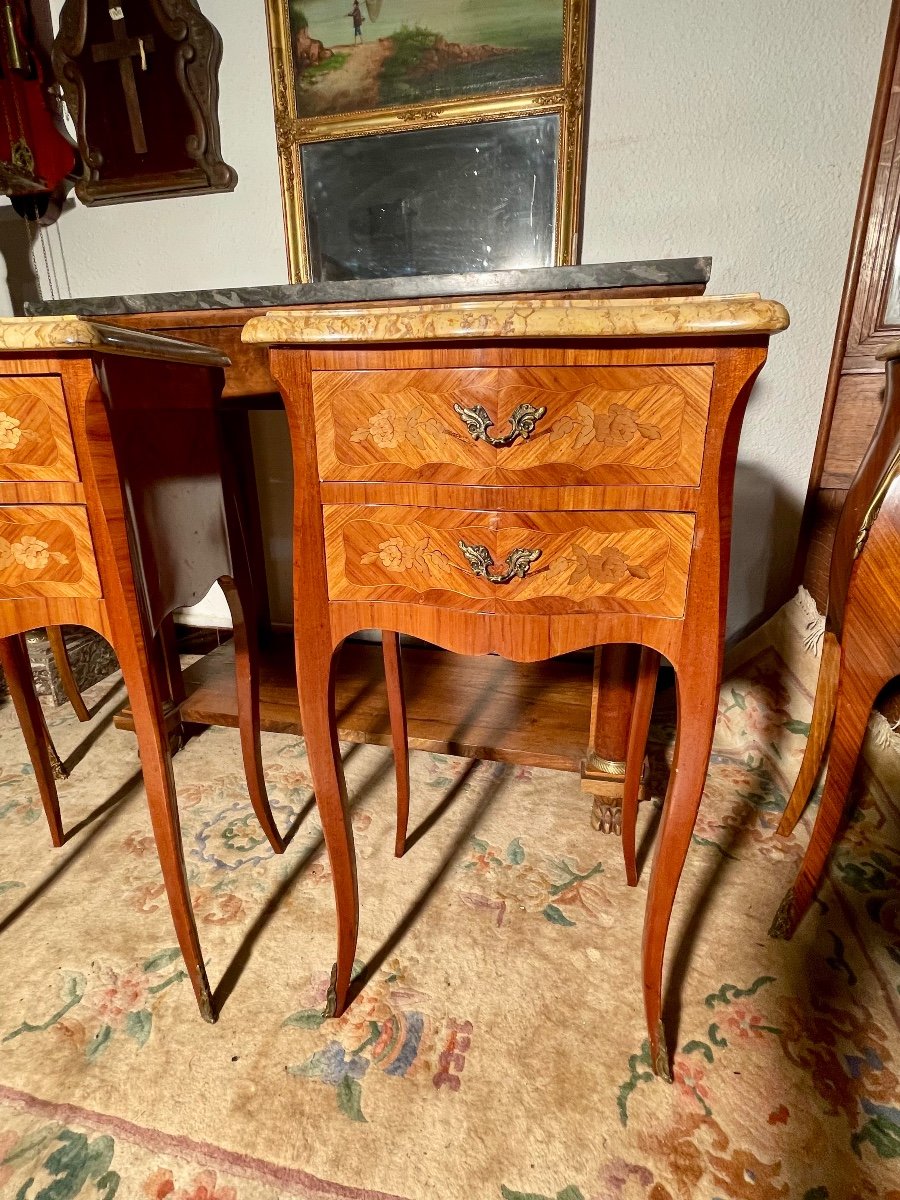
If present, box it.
[0,315,230,366]
[242,294,790,346]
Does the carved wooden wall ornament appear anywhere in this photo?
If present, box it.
[53,0,236,205]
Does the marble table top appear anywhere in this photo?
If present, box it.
[242,293,790,346]
[24,259,711,318]
[0,315,230,365]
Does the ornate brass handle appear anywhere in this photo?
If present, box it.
[458,540,541,584]
[453,401,547,448]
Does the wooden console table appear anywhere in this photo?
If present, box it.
[243,291,789,1078]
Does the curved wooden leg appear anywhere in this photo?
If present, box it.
[776,631,839,837]
[80,371,212,1020]
[622,647,661,886]
[642,659,719,1080]
[46,626,90,723]
[1,634,65,848]
[121,651,215,1021]
[382,632,410,858]
[220,577,285,855]
[769,663,881,941]
[296,637,358,1019]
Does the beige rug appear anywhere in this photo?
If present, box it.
[0,597,897,1200]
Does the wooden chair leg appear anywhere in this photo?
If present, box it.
[642,658,720,1081]
[382,631,410,858]
[776,631,840,837]
[296,635,358,1019]
[0,634,65,848]
[769,662,881,941]
[219,576,284,854]
[622,647,661,886]
[45,626,90,722]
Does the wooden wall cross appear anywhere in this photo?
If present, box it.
[54,0,236,205]
[90,6,155,153]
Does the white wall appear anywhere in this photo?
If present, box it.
[0,0,891,633]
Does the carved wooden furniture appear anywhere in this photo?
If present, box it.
[0,315,284,1021]
[779,344,900,839]
[243,292,789,1079]
[53,0,236,205]
[799,0,900,602]
[771,346,900,938]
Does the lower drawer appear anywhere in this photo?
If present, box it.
[0,504,101,600]
[323,505,694,617]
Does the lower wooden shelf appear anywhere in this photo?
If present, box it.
[114,633,595,773]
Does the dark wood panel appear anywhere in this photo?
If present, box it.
[820,371,885,487]
[115,633,596,773]
[803,488,847,607]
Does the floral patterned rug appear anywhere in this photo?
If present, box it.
[0,597,897,1200]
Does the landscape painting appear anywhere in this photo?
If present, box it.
[287,0,566,118]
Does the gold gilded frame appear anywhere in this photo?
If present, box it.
[264,0,591,282]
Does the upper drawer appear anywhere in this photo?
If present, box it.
[0,504,100,600]
[312,364,713,487]
[0,375,79,483]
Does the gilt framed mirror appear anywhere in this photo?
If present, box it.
[265,0,591,282]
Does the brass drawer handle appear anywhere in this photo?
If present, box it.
[458,540,541,584]
[453,401,547,448]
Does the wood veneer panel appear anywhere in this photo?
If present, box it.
[0,503,99,599]
[820,372,885,488]
[324,505,694,618]
[0,375,78,482]
[134,634,596,774]
[313,364,713,487]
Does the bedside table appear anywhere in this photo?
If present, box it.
[0,316,282,1022]
[244,292,789,1078]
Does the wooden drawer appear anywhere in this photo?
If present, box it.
[0,376,79,483]
[324,505,694,617]
[0,505,100,599]
[313,364,713,487]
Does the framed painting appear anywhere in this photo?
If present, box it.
[265,0,590,281]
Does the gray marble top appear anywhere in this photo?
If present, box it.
[24,259,711,318]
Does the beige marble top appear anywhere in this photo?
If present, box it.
[0,315,230,366]
[875,338,900,361]
[242,293,789,346]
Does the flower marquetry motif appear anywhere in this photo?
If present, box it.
[0,411,23,450]
[549,401,661,450]
[0,534,69,572]
[350,406,450,450]
[547,544,649,585]
[360,536,451,575]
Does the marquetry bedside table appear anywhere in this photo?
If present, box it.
[243,292,789,1079]
[0,315,283,1022]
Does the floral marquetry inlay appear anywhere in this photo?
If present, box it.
[0,505,100,599]
[549,400,662,450]
[350,407,454,451]
[0,535,68,571]
[547,545,649,585]
[360,537,452,575]
[0,412,23,450]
